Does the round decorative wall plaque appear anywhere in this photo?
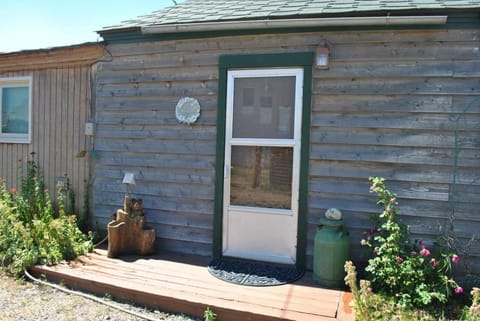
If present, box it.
[175,97,201,124]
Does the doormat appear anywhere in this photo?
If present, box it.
[208,257,304,286]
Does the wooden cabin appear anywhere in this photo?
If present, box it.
[0,43,103,214]
[92,0,480,274]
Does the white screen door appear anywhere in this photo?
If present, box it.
[222,68,303,264]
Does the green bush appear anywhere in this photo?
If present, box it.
[362,177,462,308]
[0,161,92,276]
[345,177,479,320]
[345,261,480,321]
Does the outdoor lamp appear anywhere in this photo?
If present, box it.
[122,172,135,185]
[122,172,136,196]
[315,39,330,69]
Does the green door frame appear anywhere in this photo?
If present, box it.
[213,52,313,270]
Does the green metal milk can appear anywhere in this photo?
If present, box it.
[313,208,350,288]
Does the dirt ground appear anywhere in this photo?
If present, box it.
[0,271,199,321]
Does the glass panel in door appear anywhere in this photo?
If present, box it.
[230,146,293,209]
[232,76,295,139]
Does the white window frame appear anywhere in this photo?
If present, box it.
[0,76,32,144]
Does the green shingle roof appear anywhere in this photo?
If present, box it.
[102,0,480,32]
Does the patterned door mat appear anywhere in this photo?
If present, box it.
[208,257,304,286]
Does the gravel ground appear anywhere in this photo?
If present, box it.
[0,272,200,321]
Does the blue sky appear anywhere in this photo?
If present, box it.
[0,1,183,53]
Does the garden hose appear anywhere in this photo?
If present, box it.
[94,235,108,248]
[23,269,165,321]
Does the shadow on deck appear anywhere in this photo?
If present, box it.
[30,248,354,321]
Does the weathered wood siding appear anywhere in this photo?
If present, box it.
[0,44,102,215]
[93,28,480,272]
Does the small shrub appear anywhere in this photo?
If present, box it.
[362,177,462,309]
[344,260,439,321]
[0,160,92,277]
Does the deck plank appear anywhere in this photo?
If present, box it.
[30,248,354,321]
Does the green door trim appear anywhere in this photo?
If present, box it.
[214,52,313,270]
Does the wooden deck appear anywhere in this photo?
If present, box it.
[30,248,354,321]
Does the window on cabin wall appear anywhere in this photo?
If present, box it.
[0,77,32,143]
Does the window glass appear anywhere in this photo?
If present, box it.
[0,77,31,143]
[232,76,295,139]
[2,87,29,134]
[230,146,293,209]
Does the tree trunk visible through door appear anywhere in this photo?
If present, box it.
[252,146,262,188]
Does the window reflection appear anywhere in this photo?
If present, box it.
[233,77,295,139]
[230,146,292,209]
[1,87,29,134]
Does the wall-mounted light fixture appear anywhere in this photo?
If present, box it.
[315,38,330,69]
[122,172,136,185]
[122,172,136,196]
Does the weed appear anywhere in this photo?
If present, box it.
[204,307,216,321]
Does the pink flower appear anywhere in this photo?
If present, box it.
[369,227,377,235]
[360,239,367,246]
[396,256,404,264]
[389,197,396,204]
[420,248,431,257]
[88,230,93,236]
[455,286,463,294]
[452,254,460,264]
[430,258,437,268]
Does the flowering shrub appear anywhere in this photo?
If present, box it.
[362,177,462,308]
[0,160,92,276]
[345,260,479,321]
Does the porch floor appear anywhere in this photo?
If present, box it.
[30,248,354,321]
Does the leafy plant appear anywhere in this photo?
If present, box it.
[0,160,92,277]
[77,184,89,233]
[204,307,216,321]
[344,260,441,321]
[344,177,479,320]
[67,188,75,216]
[468,287,480,320]
[346,261,480,321]
[361,177,463,308]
